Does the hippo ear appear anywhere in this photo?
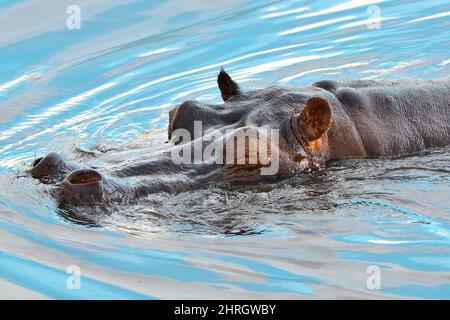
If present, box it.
[217,68,240,101]
[297,97,332,142]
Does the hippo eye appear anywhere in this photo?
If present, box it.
[290,113,309,150]
[292,154,305,163]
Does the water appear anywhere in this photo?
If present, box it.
[1,0,450,299]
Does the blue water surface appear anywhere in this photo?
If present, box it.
[0,0,449,299]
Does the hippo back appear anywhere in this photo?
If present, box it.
[315,79,450,157]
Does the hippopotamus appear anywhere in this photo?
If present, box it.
[29,69,450,205]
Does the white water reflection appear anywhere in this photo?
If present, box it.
[0,0,449,299]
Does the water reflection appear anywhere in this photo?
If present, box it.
[0,0,449,299]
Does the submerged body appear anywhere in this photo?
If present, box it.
[29,70,450,204]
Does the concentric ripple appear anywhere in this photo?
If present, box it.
[0,0,449,299]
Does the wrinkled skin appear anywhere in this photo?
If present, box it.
[29,69,450,205]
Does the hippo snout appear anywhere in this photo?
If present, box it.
[59,169,104,204]
[30,152,69,179]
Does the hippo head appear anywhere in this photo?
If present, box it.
[168,69,333,182]
[29,70,337,205]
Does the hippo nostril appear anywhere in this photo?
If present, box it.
[67,169,102,185]
[30,152,67,179]
[32,157,43,167]
[59,169,104,204]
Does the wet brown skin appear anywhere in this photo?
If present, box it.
[313,79,450,159]
[170,71,449,173]
[30,69,450,204]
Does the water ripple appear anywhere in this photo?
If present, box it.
[0,0,449,299]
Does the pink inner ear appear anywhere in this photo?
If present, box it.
[299,97,332,141]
